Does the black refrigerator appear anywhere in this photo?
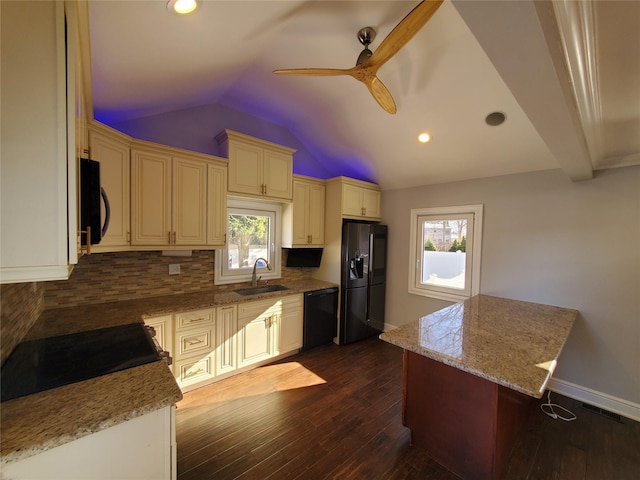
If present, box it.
[339,221,388,345]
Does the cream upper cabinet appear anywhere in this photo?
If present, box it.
[130,145,173,246]
[216,129,295,201]
[283,175,325,247]
[88,121,131,251]
[0,1,87,283]
[328,177,381,220]
[172,155,208,246]
[207,163,227,246]
[130,140,227,249]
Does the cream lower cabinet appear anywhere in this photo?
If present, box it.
[276,295,304,354]
[130,140,227,249]
[144,314,173,366]
[2,406,176,480]
[147,295,303,393]
[172,308,216,392]
[216,305,238,376]
[237,295,304,369]
[237,299,278,369]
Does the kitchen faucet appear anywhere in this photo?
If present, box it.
[251,257,271,287]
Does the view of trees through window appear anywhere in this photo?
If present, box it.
[228,214,269,269]
[421,219,468,290]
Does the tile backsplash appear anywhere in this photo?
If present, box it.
[1,282,44,365]
[44,250,312,309]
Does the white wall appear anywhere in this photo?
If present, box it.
[382,166,640,409]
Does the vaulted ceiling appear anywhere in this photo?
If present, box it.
[88,0,640,190]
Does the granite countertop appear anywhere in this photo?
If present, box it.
[379,294,578,398]
[1,279,336,464]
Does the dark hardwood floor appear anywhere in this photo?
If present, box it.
[175,337,640,480]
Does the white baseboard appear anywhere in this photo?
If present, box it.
[547,378,640,423]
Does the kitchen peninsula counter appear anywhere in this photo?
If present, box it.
[380,294,578,398]
[1,279,335,465]
[380,294,578,480]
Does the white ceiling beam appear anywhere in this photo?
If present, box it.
[452,0,593,181]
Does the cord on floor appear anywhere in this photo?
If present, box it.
[540,390,577,421]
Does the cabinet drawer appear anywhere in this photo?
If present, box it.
[175,308,214,330]
[175,353,215,388]
[175,328,213,359]
[281,294,303,309]
[238,298,282,320]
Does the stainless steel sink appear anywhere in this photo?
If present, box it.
[234,284,290,296]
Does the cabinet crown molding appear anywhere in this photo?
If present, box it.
[325,176,380,190]
[215,129,296,156]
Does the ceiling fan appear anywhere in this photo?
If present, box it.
[273,0,444,114]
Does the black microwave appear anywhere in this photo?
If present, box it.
[80,158,109,246]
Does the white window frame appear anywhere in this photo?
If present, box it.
[214,197,282,285]
[408,204,483,302]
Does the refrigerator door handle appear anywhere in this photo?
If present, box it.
[368,233,375,282]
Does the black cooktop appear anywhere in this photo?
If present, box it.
[1,323,160,402]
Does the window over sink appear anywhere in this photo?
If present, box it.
[214,197,282,285]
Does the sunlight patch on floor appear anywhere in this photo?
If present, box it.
[176,361,327,410]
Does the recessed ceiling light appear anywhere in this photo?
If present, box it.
[485,111,506,126]
[418,132,431,143]
[167,0,199,15]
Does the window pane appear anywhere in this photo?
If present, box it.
[421,219,467,290]
[228,213,270,270]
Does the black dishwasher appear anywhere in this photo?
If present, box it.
[303,287,338,351]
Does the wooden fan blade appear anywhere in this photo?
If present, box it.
[272,67,353,77]
[363,75,397,114]
[366,0,443,70]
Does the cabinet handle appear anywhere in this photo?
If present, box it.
[187,317,205,324]
[187,338,203,346]
[79,226,92,255]
[173,232,177,244]
[265,184,267,195]
[168,231,172,243]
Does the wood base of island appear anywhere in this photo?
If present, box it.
[402,350,536,480]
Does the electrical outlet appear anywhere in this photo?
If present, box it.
[168,264,181,275]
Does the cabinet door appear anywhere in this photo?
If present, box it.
[263,149,293,200]
[131,149,172,245]
[207,163,227,246]
[216,305,237,376]
[88,128,130,249]
[228,141,262,196]
[238,315,273,369]
[342,183,364,217]
[172,156,207,245]
[144,315,172,354]
[0,1,74,283]
[291,180,311,245]
[308,182,325,245]
[277,297,303,354]
[362,188,381,219]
